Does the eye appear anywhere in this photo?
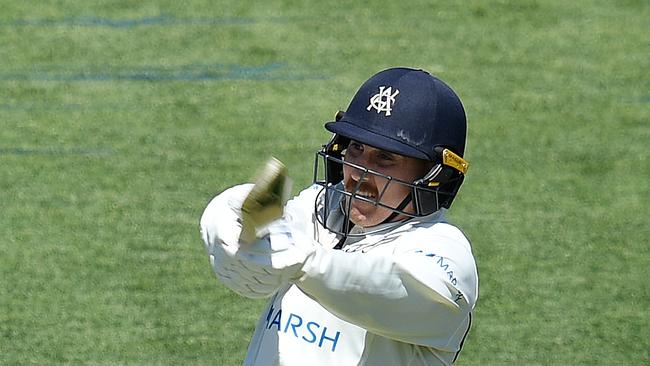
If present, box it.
[376,152,396,166]
[349,142,363,152]
[378,152,393,161]
[345,142,363,157]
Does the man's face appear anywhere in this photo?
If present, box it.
[342,140,429,228]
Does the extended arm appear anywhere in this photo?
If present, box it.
[296,233,477,346]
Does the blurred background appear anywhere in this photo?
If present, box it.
[1,1,648,364]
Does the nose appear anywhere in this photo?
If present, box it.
[345,151,371,182]
[348,165,368,183]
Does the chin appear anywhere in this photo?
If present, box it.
[349,207,391,228]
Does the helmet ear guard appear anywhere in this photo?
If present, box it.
[413,147,469,214]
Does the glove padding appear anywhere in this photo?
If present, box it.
[200,184,317,298]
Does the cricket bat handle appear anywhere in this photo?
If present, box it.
[239,157,292,245]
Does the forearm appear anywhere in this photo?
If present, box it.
[296,248,465,344]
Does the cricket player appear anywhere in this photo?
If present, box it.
[200,67,478,365]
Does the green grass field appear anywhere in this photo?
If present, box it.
[1,1,648,364]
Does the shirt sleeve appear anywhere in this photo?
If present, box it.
[281,184,327,243]
[295,224,478,348]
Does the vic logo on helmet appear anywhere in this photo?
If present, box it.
[367,86,399,116]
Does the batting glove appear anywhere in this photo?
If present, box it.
[200,184,318,298]
[232,219,318,291]
[201,184,274,298]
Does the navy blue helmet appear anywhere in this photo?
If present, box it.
[314,67,469,233]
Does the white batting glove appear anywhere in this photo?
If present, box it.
[234,219,317,286]
[200,184,318,298]
[200,183,253,250]
[208,243,287,299]
[201,184,273,297]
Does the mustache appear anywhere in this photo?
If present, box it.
[343,179,379,200]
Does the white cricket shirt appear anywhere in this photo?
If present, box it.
[243,185,478,366]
